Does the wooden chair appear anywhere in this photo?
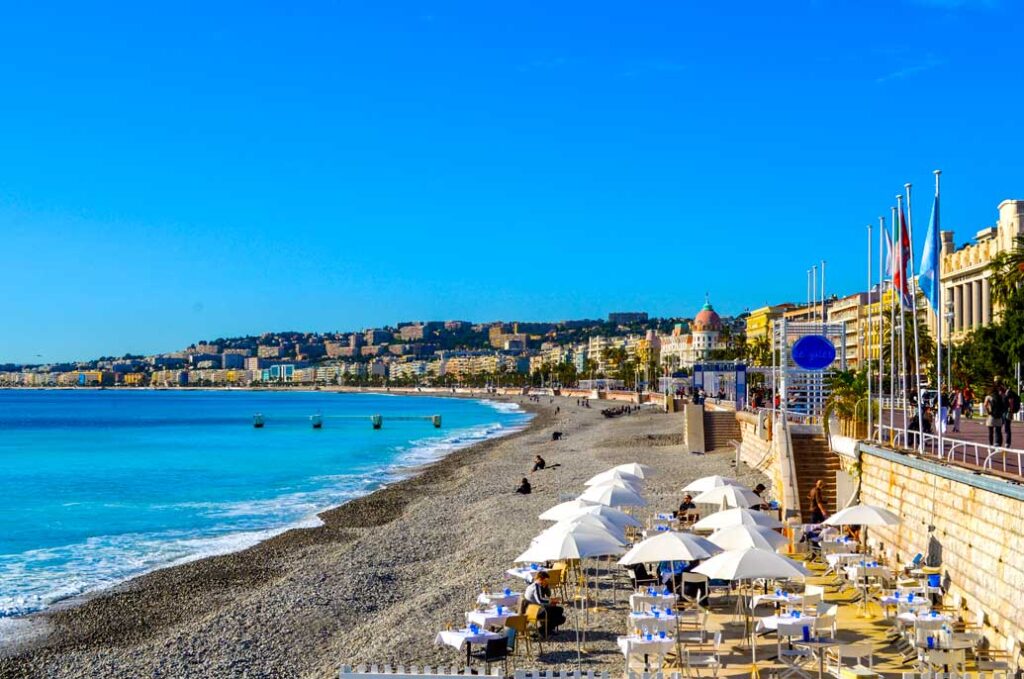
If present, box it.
[523,604,547,653]
[504,615,533,660]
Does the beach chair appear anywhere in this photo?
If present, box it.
[680,573,709,610]
[801,591,822,615]
[826,642,879,679]
[523,604,547,651]
[776,620,814,679]
[683,630,722,679]
[814,604,838,638]
[546,566,569,602]
[504,615,533,660]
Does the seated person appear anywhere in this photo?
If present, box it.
[674,494,697,519]
[523,571,566,636]
[532,455,546,472]
[751,483,771,510]
[515,477,532,494]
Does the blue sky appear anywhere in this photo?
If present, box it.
[2,0,1022,363]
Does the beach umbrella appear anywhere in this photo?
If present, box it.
[584,469,644,487]
[692,485,762,509]
[824,503,900,527]
[515,524,625,562]
[538,499,600,521]
[618,531,720,565]
[708,525,788,552]
[584,477,643,493]
[578,483,647,508]
[542,515,628,543]
[540,502,643,529]
[611,463,656,479]
[692,507,783,531]
[824,503,900,615]
[693,546,807,581]
[681,475,745,493]
[694,548,809,665]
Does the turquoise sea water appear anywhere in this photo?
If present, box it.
[0,390,530,618]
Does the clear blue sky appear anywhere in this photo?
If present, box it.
[2,0,1022,364]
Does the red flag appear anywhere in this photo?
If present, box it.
[892,203,912,308]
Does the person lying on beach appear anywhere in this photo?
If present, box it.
[524,571,565,636]
[532,455,546,472]
[515,477,532,494]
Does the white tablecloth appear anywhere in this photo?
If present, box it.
[630,592,677,611]
[477,591,520,607]
[752,593,803,609]
[435,629,503,652]
[506,566,542,582]
[844,565,892,580]
[617,635,675,658]
[629,611,680,634]
[824,552,862,569]
[757,614,817,633]
[898,611,952,626]
[466,608,513,629]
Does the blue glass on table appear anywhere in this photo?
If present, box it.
[504,588,511,596]
[909,593,915,602]
[665,608,672,616]
[659,630,666,639]
[802,625,810,641]
[496,605,502,615]
[646,633,653,641]
[654,610,660,618]
[530,563,538,571]
[470,623,479,634]
[794,610,801,618]
[927,636,934,649]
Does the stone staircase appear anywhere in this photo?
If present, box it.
[791,432,841,519]
[703,411,741,451]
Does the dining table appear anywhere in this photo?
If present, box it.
[434,628,504,666]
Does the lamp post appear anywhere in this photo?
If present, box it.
[945,295,954,393]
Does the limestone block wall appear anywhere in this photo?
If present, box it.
[858,445,1024,658]
[736,411,775,473]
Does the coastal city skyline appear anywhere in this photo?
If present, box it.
[4,2,1024,364]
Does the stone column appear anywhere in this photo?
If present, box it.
[982,278,992,325]
[972,280,983,328]
[964,283,973,331]
[953,284,963,333]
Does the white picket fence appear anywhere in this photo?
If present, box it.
[339,668,683,679]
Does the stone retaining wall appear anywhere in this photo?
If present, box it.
[857,444,1024,658]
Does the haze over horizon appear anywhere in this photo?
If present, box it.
[3,1,1023,364]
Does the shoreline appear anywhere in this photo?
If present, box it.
[0,392,539,651]
[2,395,765,679]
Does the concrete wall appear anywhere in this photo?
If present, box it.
[736,411,774,472]
[857,444,1024,661]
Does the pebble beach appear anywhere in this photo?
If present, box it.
[0,395,767,679]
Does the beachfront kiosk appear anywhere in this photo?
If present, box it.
[692,360,746,410]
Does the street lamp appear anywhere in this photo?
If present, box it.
[945,296,955,391]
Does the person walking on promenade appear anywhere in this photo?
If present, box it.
[984,384,1005,447]
[1001,384,1020,447]
[951,387,963,433]
[964,385,976,419]
[808,479,828,524]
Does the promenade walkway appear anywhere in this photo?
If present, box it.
[877,409,1024,479]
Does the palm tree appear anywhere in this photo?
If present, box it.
[988,235,1024,306]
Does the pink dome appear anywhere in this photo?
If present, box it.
[692,300,722,332]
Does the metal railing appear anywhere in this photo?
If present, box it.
[874,423,1024,480]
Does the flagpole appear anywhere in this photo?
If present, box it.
[878,216,886,443]
[897,196,909,446]
[906,182,925,454]
[934,170,943,458]
[890,208,897,445]
[867,225,873,441]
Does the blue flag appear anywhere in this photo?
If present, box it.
[918,191,941,313]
